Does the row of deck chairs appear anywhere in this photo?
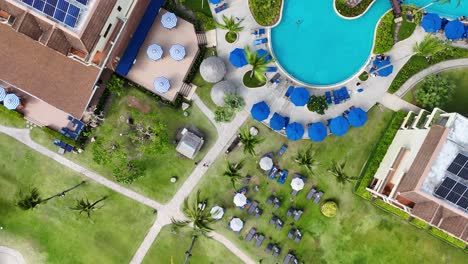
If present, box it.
[246,228,281,257]
[325,87,350,105]
[306,188,324,204]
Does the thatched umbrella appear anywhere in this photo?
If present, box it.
[200,56,226,83]
[210,81,237,106]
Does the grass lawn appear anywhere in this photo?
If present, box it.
[403,67,468,116]
[187,106,468,263]
[30,88,217,202]
[0,106,26,128]
[0,133,155,264]
[184,0,211,17]
[194,47,218,112]
[142,226,241,263]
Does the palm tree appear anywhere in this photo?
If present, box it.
[216,15,244,40]
[327,160,358,185]
[16,181,86,210]
[172,190,214,264]
[294,147,319,173]
[70,196,108,218]
[244,46,271,82]
[238,129,264,156]
[223,160,244,189]
[413,35,446,60]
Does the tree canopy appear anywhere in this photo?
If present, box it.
[307,95,328,115]
[415,75,455,110]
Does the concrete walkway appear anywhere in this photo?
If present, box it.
[394,58,468,97]
[0,246,25,264]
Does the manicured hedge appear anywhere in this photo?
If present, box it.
[428,227,467,249]
[409,217,430,229]
[373,10,395,54]
[249,0,282,26]
[355,110,407,199]
[335,0,374,18]
[373,199,411,220]
[185,46,207,84]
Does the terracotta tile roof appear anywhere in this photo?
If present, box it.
[439,215,467,237]
[0,1,25,17]
[17,13,43,41]
[46,28,72,55]
[0,23,99,118]
[461,225,468,242]
[81,0,117,52]
[396,125,448,193]
[412,200,440,222]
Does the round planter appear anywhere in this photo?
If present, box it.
[225,32,238,44]
[243,71,266,88]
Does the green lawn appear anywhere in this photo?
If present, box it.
[0,106,26,128]
[403,67,468,116]
[0,133,155,264]
[142,226,241,263]
[194,47,218,112]
[186,106,468,263]
[30,88,217,202]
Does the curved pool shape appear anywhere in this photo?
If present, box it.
[271,0,467,86]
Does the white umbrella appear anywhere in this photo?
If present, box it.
[161,12,177,29]
[233,193,247,207]
[153,77,171,93]
[229,218,244,232]
[146,44,163,61]
[291,178,305,191]
[259,156,273,171]
[169,44,186,61]
[210,206,224,220]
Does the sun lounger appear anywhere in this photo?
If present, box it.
[285,86,294,97]
[313,192,324,204]
[266,66,277,72]
[287,207,294,217]
[265,243,273,253]
[269,166,279,179]
[277,144,287,156]
[248,201,258,214]
[255,207,263,218]
[242,175,251,184]
[294,230,302,243]
[291,190,298,196]
[284,253,294,264]
[252,28,266,36]
[276,219,283,230]
[278,170,288,184]
[245,227,257,241]
[214,3,228,13]
[273,198,281,209]
[253,38,268,45]
[306,188,317,200]
[294,210,303,221]
[272,246,281,257]
[270,214,278,225]
[255,234,265,247]
[287,229,296,239]
[269,73,280,84]
[267,195,274,205]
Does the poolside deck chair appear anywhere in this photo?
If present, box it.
[291,190,298,196]
[284,253,294,264]
[287,207,294,217]
[269,73,280,84]
[269,166,280,179]
[267,195,274,205]
[278,170,288,184]
[306,188,317,200]
[294,230,302,243]
[255,207,263,218]
[313,192,324,204]
[277,144,287,156]
[266,66,277,72]
[270,214,278,225]
[255,234,265,247]
[247,201,258,214]
[245,227,257,241]
[285,86,294,97]
[325,91,332,104]
[276,219,283,230]
[273,199,281,209]
[265,243,273,253]
[273,246,281,257]
[293,210,303,221]
[242,175,251,184]
[252,28,266,36]
[214,3,228,13]
[253,38,268,45]
[287,229,296,239]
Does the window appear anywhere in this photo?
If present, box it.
[103,24,112,38]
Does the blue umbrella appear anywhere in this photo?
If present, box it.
[250,101,270,121]
[146,44,163,61]
[421,13,441,33]
[286,122,304,141]
[371,59,393,77]
[209,0,221,3]
[308,122,327,142]
[445,20,464,40]
[0,87,6,101]
[347,108,368,127]
[269,113,287,130]
[3,94,20,110]
[153,77,171,93]
[329,116,349,136]
[290,87,310,106]
[169,44,186,61]
[229,48,247,68]
[161,12,177,29]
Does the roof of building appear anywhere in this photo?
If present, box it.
[0,23,99,118]
[80,0,117,52]
[176,130,204,159]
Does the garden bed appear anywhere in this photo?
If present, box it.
[248,0,282,26]
[243,71,266,88]
[335,0,374,18]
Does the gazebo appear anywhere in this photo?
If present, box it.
[210,81,237,106]
[200,56,227,83]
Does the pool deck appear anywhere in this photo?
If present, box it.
[210,0,422,138]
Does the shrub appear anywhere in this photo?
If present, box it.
[248,0,281,26]
[373,10,395,54]
[224,93,245,112]
[335,0,374,17]
[358,71,369,81]
[428,227,467,249]
[214,107,235,122]
[415,75,455,110]
[195,11,215,31]
[355,110,407,199]
[320,201,338,218]
[373,199,410,220]
[106,75,126,96]
[185,46,207,84]
[307,95,328,115]
[409,217,430,229]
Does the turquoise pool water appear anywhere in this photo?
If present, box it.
[271,0,468,86]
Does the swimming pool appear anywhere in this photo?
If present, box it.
[270,0,467,86]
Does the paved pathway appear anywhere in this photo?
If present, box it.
[394,58,468,97]
[0,246,25,264]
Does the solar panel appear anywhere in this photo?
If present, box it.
[23,0,34,5]
[435,185,450,198]
[458,168,468,180]
[457,197,468,209]
[435,177,468,211]
[453,153,468,166]
[453,183,467,195]
[447,163,462,175]
[441,177,456,189]
[33,0,45,11]
[16,0,80,28]
[76,0,88,5]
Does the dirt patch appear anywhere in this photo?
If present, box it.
[127,96,151,113]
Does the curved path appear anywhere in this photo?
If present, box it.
[394,58,468,97]
[0,246,25,264]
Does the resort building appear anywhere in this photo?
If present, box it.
[176,128,204,159]
[368,108,468,243]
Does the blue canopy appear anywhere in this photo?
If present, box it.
[257,48,268,57]
[229,48,247,68]
[250,101,270,121]
[209,0,221,4]
[169,44,186,61]
[269,113,287,130]
[308,122,327,142]
[290,87,310,106]
[146,44,163,61]
[329,116,349,136]
[3,94,20,110]
[154,77,171,93]
[0,87,6,101]
[347,108,368,127]
[421,13,442,33]
[371,59,393,77]
[286,122,304,141]
[445,20,465,40]
[161,12,177,29]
